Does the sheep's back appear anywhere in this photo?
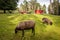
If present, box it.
[17,20,35,29]
[17,22,26,29]
[25,20,35,28]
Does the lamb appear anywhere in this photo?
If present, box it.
[42,18,53,25]
[15,20,35,37]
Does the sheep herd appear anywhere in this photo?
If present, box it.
[15,18,53,37]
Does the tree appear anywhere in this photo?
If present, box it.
[20,3,25,11]
[58,0,60,15]
[23,0,28,11]
[30,0,37,11]
[0,0,18,13]
[49,0,53,14]
[35,2,41,10]
[53,0,59,15]
[48,0,60,15]
[48,3,54,14]
[56,0,59,15]
[42,5,46,13]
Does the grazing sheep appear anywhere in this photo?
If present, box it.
[42,18,53,25]
[15,20,35,37]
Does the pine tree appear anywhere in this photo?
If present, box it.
[0,0,18,13]
[43,5,46,13]
[23,0,28,11]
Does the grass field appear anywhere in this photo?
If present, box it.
[0,13,60,40]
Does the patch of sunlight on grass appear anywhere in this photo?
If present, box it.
[10,16,20,24]
[33,14,43,21]
[8,15,15,18]
[34,14,52,21]
[45,25,53,32]
[29,18,34,20]
[44,24,56,32]
[53,27,60,34]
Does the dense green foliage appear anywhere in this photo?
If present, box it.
[48,0,60,15]
[0,13,60,40]
[42,5,46,13]
[0,0,18,13]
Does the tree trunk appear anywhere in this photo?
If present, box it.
[4,10,6,13]
[8,10,12,13]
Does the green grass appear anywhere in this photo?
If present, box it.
[0,13,60,40]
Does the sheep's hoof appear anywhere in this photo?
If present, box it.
[15,31,17,34]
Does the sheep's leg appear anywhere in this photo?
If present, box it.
[22,30,24,37]
[45,21,48,25]
[15,29,18,34]
[50,22,52,25]
[32,28,35,35]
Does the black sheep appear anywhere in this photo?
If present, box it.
[15,20,35,37]
[42,18,53,25]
